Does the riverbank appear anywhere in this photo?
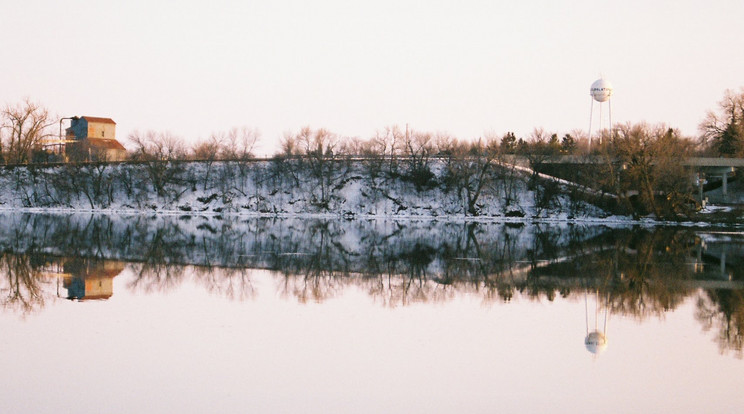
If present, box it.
[0,160,741,225]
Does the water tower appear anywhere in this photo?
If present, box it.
[588,78,613,148]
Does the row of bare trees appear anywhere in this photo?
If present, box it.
[271,123,704,219]
[3,87,744,165]
[272,126,534,215]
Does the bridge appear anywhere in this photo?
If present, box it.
[527,155,744,202]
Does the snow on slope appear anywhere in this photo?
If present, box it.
[0,159,615,222]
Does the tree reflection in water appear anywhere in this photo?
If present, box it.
[0,252,49,314]
[0,212,742,355]
[696,289,744,358]
[193,266,256,302]
[128,262,186,293]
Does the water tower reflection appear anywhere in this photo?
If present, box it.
[585,288,610,357]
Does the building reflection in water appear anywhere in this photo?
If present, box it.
[42,258,125,301]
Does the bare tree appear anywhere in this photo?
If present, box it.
[129,130,186,161]
[699,88,744,157]
[611,123,694,218]
[1,99,55,164]
[402,130,436,190]
[192,133,224,191]
[128,130,189,199]
[278,131,300,157]
[192,134,223,161]
[443,138,499,215]
[193,127,261,197]
[367,125,405,177]
[221,126,259,160]
[567,129,591,154]
[298,127,346,208]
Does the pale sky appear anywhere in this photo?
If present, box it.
[3,0,743,155]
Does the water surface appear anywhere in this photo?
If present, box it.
[1,213,743,413]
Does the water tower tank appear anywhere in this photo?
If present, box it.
[590,78,613,103]
[585,331,608,355]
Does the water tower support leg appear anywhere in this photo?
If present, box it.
[588,98,594,151]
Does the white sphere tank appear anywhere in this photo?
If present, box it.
[590,78,613,102]
[585,331,608,355]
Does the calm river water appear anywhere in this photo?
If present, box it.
[0,213,743,413]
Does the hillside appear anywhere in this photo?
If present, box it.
[0,159,610,220]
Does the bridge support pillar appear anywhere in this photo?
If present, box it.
[698,174,704,204]
[723,172,728,200]
[721,252,727,278]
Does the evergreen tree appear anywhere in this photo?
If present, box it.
[560,133,576,154]
[500,132,517,153]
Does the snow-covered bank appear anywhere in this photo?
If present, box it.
[0,159,609,219]
[1,159,740,225]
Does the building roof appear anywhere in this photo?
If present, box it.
[81,116,116,125]
[86,138,127,151]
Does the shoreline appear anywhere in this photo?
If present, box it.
[0,206,740,228]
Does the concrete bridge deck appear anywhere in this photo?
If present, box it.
[521,155,742,202]
[533,155,744,168]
